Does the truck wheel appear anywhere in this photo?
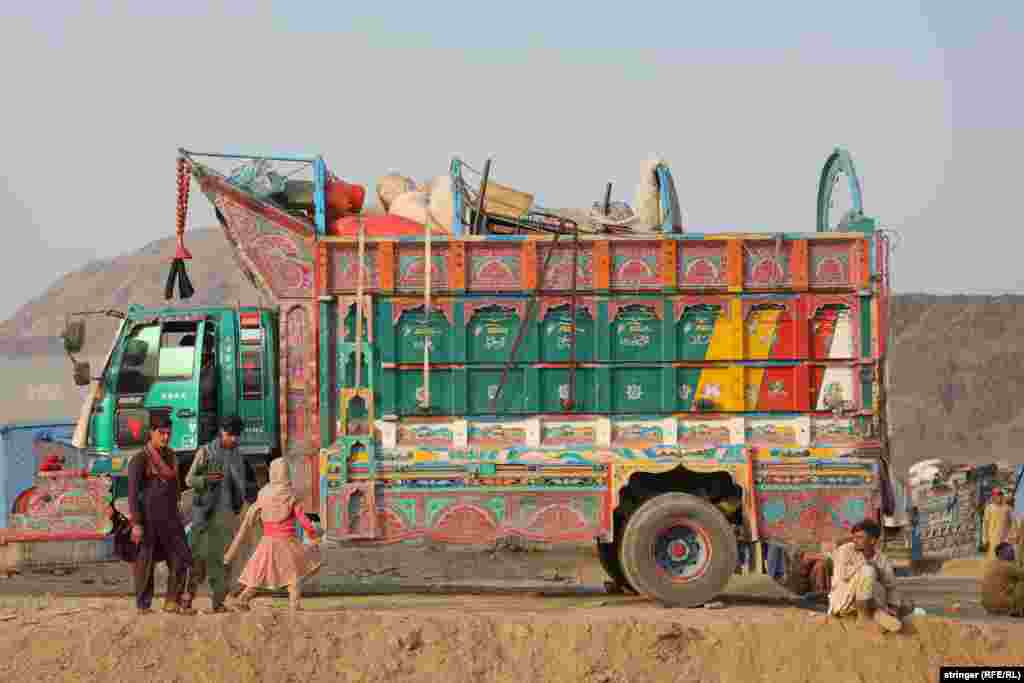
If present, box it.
[597,539,632,591]
[619,493,737,607]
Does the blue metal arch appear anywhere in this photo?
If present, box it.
[816,148,875,233]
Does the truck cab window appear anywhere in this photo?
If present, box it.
[158,323,200,380]
[116,324,161,394]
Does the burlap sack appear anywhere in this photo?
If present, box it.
[376,174,417,211]
[634,158,663,231]
[633,158,683,233]
[981,559,1024,617]
[389,190,430,225]
[426,174,455,233]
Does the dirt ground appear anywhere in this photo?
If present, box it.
[1,545,1020,682]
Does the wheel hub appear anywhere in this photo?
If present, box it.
[667,539,689,561]
[653,521,711,583]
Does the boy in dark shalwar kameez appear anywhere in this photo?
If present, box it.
[126,411,194,615]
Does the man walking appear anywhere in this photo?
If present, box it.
[126,410,194,614]
[182,415,254,613]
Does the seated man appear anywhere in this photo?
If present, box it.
[827,519,905,632]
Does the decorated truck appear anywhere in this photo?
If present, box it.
[10,146,894,606]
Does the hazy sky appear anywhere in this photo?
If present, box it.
[1,2,1022,321]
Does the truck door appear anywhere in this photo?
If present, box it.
[112,319,204,455]
[198,320,219,446]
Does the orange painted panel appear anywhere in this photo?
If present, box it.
[593,241,611,290]
[791,240,809,291]
[858,238,871,289]
[450,241,466,291]
[660,240,677,289]
[727,239,743,292]
[522,241,538,290]
[378,242,395,293]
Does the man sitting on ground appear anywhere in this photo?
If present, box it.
[827,519,906,632]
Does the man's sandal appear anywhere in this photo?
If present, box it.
[201,605,230,615]
[163,601,196,615]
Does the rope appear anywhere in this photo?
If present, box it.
[176,157,190,239]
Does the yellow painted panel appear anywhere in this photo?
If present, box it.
[705,299,743,359]
[694,367,744,411]
[744,307,781,359]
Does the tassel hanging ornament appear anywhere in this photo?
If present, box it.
[166,156,195,300]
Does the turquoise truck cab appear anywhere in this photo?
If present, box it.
[80,305,279,485]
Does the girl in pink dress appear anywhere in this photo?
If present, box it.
[224,458,321,611]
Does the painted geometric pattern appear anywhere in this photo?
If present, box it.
[9,476,114,535]
[332,247,380,290]
[810,304,855,359]
[397,252,450,292]
[756,487,877,546]
[677,304,738,360]
[324,492,608,545]
[811,416,863,446]
[811,366,856,411]
[285,306,308,455]
[679,242,729,288]
[743,241,793,288]
[809,242,853,287]
[468,247,522,291]
[744,305,795,359]
[611,244,661,289]
[537,246,594,290]
[213,194,314,299]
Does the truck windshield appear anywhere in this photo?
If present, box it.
[116,321,199,394]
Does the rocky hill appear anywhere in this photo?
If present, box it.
[2,227,1022,472]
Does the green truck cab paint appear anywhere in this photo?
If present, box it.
[83,305,279,477]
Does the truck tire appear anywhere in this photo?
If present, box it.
[597,539,631,591]
[596,509,637,593]
[619,492,737,607]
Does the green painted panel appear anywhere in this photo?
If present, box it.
[343,307,372,342]
[677,305,720,361]
[427,497,457,526]
[389,368,454,416]
[861,366,874,410]
[468,368,525,414]
[538,368,597,412]
[610,366,662,413]
[391,498,418,526]
[466,308,531,364]
[580,496,599,523]
[610,305,662,362]
[597,301,611,361]
[485,497,507,522]
[395,309,453,363]
[860,295,872,358]
[539,308,596,362]
[378,301,395,363]
[676,367,702,410]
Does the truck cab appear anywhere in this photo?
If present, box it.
[67,305,280,492]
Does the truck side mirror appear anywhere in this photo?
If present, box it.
[73,361,92,386]
[63,319,86,354]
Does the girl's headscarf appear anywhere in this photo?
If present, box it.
[257,458,296,522]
